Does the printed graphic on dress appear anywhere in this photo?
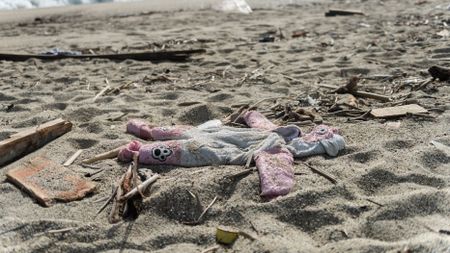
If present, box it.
[152,146,173,161]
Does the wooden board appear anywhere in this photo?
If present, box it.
[370,104,428,118]
[0,118,72,167]
[0,49,206,62]
[6,156,96,207]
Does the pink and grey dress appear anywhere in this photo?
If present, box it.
[118,111,345,199]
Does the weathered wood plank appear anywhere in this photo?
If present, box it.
[370,104,428,118]
[0,118,72,167]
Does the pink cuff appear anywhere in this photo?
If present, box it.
[118,140,142,162]
[126,119,153,140]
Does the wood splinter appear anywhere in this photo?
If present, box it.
[63,149,83,166]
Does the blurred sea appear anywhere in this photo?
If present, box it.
[0,0,135,10]
[0,0,325,11]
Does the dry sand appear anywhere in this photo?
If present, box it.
[1,0,450,252]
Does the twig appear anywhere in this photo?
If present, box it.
[91,195,109,203]
[231,96,286,124]
[93,85,111,102]
[63,149,83,166]
[81,147,122,164]
[132,155,144,198]
[188,190,203,211]
[365,198,384,207]
[413,78,433,91]
[201,245,220,253]
[319,83,391,102]
[107,112,128,121]
[239,230,257,241]
[84,168,104,177]
[109,167,130,223]
[120,174,160,201]
[353,90,391,102]
[184,196,218,225]
[96,185,118,216]
[196,196,218,223]
[47,227,75,234]
[245,151,254,168]
[80,163,102,170]
[224,168,255,180]
[296,161,338,184]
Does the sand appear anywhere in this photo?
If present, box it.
[0,0,450,252]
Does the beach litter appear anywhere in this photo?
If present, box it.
[0,118,72,167]
[216,225,256,245]
[213,0,252,14]
[6,156,96,207]
[84,110,345,200]
[41,48,82,56]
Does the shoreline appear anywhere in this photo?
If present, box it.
[0,0,327,24]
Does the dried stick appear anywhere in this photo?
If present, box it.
[96,185,118,216]
[413,78,433,91]
[365,198,384,207]
[201,246,220,253]
[108,166,131,223]
[84,168,105,177]
[238,230,257,241]
[132,155,145,198]
[47,227,75,234]
[196,196,218,223]
[296,161,338,184]
[81,147,122,164]
[225,168,255,180]
[319,83,391,102]
[184,196,218,225]
[120,174,160,201]
[93,85,111,102]
[188,190,203,210]
[63,149,83,166]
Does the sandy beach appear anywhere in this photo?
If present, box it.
[0,0,450,252]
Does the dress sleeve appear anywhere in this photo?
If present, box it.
[254,146,295,199]
[126,119,192,140]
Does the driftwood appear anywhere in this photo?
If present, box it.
[0,49,206,62]
[370,104,427,118]
[0,118,72,167]
[325,9,365,17]
[320,77,391,102]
